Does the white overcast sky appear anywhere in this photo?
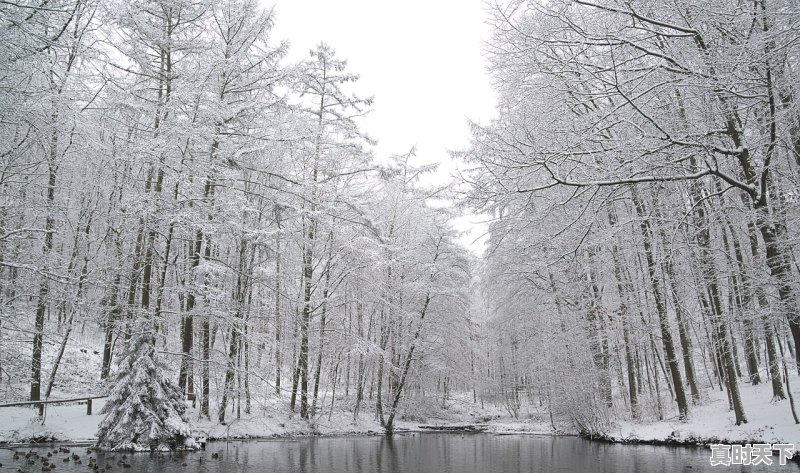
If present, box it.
[270,0,496,255]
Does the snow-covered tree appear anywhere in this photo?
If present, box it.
[96,328,196,451]
[463,0,800,431]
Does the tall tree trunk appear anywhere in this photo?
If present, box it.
[744,219,786,399]
[153,180,178,341]
[290,346,301,411]
[353,302,366,420]
[631,188,689,420]
[179,232,202,398]
[100,271,123,380]
[755,200,800,372]
[45,212,92,398]
[685,158,747,423]
[720,222,761,385]
[274,206,283,394]
[776,334,800,424]
[608,208,639,419]
[652,206,701,404]
[299,231,314,419]
[139,16,172,324]
[219,240,249,423]
[311,256,332,417]
[664,263,701,403]
[585,247,612,408]
[218,324,239,423]
[30,130,58,404]
[375,308,389,426]
[384,294,431,433]
[200,235,212,419]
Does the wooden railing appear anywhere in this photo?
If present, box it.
[0,395,107,416]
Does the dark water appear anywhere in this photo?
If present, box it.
[1,434,798,472]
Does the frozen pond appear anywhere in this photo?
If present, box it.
[1,434,797,472]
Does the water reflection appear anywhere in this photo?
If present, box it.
[0,434,797,472]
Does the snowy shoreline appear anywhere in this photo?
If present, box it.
[2,377,798,464]
[1,420,798,465]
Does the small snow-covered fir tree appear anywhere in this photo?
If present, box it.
[96,328,196,451]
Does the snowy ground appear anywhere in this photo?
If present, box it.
[0,400,106,444]
[0,400,552,445]
[608,374,800,449]
[1,374,797,457]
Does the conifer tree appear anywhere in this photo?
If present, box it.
[96,328,196,451]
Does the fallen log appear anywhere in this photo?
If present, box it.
[418,424,488,432]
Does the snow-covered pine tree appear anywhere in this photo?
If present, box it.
[96,328,196,451]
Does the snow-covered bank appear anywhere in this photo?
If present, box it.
[196,411,395,440]
[0,395,556,445]
[588,374,800,462]
[0,396,436,445]
[0,413,559,446]
[0,401,390,445]
[0,400,105,444]
[2,375,797,458]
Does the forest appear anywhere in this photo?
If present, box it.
[466,0,800,433]
[1,0,799,452]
